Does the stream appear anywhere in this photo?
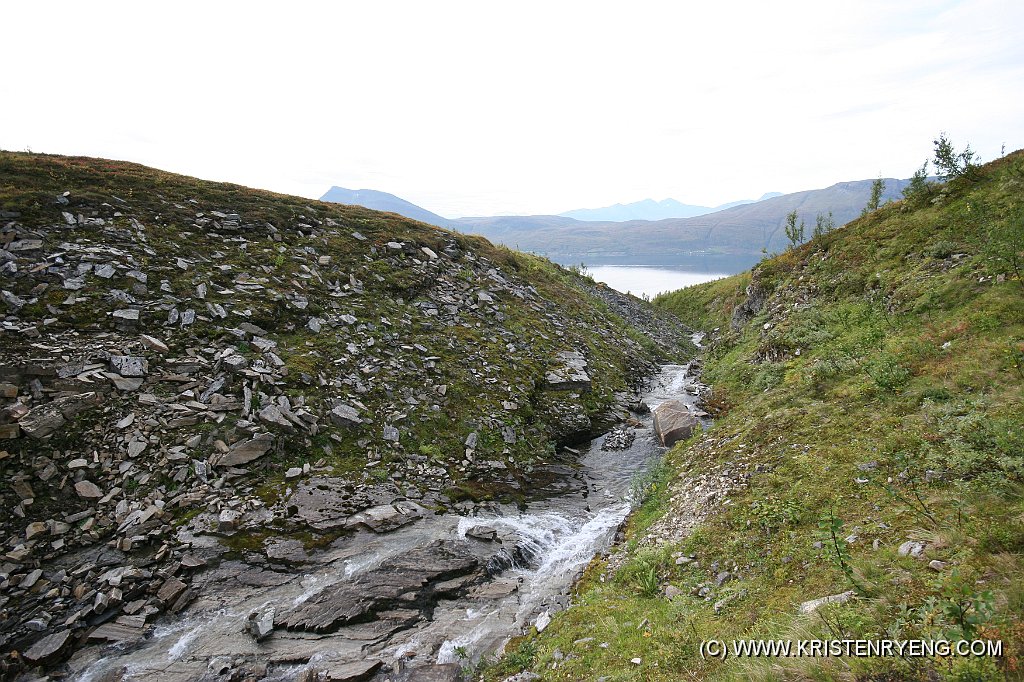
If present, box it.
[69,353,706,682]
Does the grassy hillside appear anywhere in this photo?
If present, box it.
[0,152,691,675]
[487,152,1024,680]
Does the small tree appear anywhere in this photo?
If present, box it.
[933,132,977,180]
[813,211,835,239]
[862,177,885,216]
[784,210,805,248]
[902,160,931,200]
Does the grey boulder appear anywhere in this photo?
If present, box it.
[653,399,699,447]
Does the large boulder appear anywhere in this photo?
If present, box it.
[653,400,699,447]
[730,280,768,332]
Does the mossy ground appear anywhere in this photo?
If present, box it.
[483,153,1024,680]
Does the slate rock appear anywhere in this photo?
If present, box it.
[898,540,926,558]
[74,480,103,499]
[535,611,551,632]
[18,392,100,438]
[344,501,424,533]
[285,478,358,530]
[329,403,363,428]
[264,538,310,564]
[87,621,147,643]
[465,525,498,541]
[23,629,73,665]
[157,577,187,604]
[245,606,276,641]
[276,540,480,633]
[545,350,591,391]
[798,590,855,614]
[25,521,48,539]
[140,334,169,354]
[219,508,242,532]
[109,355,148,378]
[320,659,382,681]
[211,434,274,467]
[392,664,460,681]
[259,404,294,430]
[112,309,140,323]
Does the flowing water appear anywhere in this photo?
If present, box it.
[70,357,706,681]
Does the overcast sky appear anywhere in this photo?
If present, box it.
[3,1,1023,217]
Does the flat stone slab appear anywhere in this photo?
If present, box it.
[285,477,361,530]
[265,538,310,564]
[545,350,591,391]
[74,480,103,499]
[109,355,148,377]
[390,664,465,682]
[465,524,498,541]
[212,433,274,467]
[320,659,382,681]
[330,403,363,428]
[19,392,101,438]
[276,541,480,634]
[24,629,73,664]
[87,621,148,643]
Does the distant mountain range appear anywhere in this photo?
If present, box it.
[319,187,779,226]
[558,193,783,222]
[320,181,911,273]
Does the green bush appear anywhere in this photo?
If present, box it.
[865,354,911,392]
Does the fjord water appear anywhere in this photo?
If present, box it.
[72,361,705,681]
[587,265,727,299]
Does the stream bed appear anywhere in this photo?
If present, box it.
[69,358,706,682]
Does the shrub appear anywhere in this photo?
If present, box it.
[903,160,933,200]
[926,240,958,259]
[865,354,911,392]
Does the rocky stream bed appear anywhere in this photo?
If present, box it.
[56,359,709,682]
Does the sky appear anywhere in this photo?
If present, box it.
[3,1,1023,218]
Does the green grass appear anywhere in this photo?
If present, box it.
[485,151,1024,680]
